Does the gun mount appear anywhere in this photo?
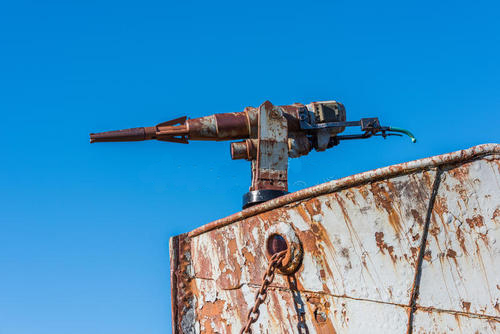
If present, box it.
[90,100,416,208]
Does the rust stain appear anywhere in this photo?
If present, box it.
[374,231,397,263]
[456,226,469,255]
[492,208,500,222]
[369,181,403,235]
[446,249,457,258]
[295,204,312,223]
[466,215,485,229]
[422,169,434,188]
[195,246,215,278]
[429,223,440,239]
[453,313,462,329]
[170,234,199,334]
[423,250,432,262]
[241,247,255,265]
[345,190,357,205]
[358,187,370,200]
[410,246,419,259]
[307,295,338,334]
[201,299,226,320]
[232,288,251,325]
[462,301,471,312]
[432,195,448,223]
[304,198,323,217]
[199,299,231,333]
[375,232,385,252]
[294,209,341,293]
[214,234,242,289]
[411,209,425,226]
[474,240,494,303]
[268,290,287,328]
[449,165,470,184]
[479,232,490,247]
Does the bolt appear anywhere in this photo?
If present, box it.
[314,310,328,323]
[270,109,281,119]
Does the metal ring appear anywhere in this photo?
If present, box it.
[265,222,303,275]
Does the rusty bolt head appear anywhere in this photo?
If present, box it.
[314,309,328,323]
[270,108,282,119]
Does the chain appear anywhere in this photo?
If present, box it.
[239,250,286,334]
[287,275,310,334]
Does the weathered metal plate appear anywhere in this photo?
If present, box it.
[190,277,409,333]
[190,170,434,305]
[417,157,500,316]
[171,144,500,333]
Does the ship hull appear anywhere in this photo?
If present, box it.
[170,144,500,333]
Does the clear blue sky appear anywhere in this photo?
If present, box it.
[1,1,498,333]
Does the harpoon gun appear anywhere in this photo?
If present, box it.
[90,100,416,208]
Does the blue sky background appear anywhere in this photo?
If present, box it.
[1,1,499,333]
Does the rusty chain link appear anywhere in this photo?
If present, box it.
[287,275,310,334]
[239,250,287,334]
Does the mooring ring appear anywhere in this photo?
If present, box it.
[265,222,303,275]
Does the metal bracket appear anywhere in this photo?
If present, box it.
[243,101,289,208]
[253,101,289,192]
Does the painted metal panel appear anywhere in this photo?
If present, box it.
[191,169,434,304]
[171,144,500,333]
[417,157,500,316]
[191,277,409,333]
[292,170,434,304]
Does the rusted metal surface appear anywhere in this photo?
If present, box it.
[240,250,287,334]
[412,309,498,333]
[171,144,499,333]
[252,101,289,192]
[180,278,411,333]
[416,156,500,317]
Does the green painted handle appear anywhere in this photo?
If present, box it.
[389,127,417,143]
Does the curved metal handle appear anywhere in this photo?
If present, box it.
[388,127,417,143]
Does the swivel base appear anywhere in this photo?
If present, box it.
[242,190,288,209]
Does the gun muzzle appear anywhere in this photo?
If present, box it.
[90,127,149,143]
[90,116,190,144]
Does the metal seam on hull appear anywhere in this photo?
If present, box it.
[188,144,500,238]
[192,276,411,308]
[406,169,443,334]
[277,286,499,321]
[189,278,500,325]
[414,306,500,322]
